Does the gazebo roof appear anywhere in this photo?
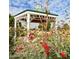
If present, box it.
[14,9,58,17]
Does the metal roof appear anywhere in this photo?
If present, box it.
[14,9,58,17]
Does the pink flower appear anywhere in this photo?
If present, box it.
[28,33,35,40]
[15,44,25,53]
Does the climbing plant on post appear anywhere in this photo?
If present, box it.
[45,0,50,31]
[34,0,46,31]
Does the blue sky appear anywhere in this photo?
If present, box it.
[9,0,70,20]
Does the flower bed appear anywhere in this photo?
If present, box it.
[10,28,70,59]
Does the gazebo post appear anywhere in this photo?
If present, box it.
[26,13,30,40]
[53,21,55,29]
[27,13,30,32]
[55,18,58,30]
[14,18,17,40]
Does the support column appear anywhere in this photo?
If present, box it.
[14,18,17,40]
[27,13,30,32]
[53,21,55,29]
[51,22,53,29]
[55,17,58,30]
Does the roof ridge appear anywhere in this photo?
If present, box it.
[14,9,58,16]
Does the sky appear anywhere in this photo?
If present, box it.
[9,0,70,20]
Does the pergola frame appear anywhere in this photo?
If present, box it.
[14,10,58,39]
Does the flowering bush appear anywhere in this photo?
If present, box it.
[10,24,70,59]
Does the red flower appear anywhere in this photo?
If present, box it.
[40,41,50,56]
[29,33,35,40]
[15,44,25,53]
[60,51,66,58]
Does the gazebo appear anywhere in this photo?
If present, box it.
[14,10,58,39]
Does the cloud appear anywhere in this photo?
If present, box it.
[9,0,70,20]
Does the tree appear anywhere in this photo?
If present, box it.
[9,14,15,55]
[63,23,70,30]
[9,14,14,27]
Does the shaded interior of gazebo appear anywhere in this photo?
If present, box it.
[18,14,56,23]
